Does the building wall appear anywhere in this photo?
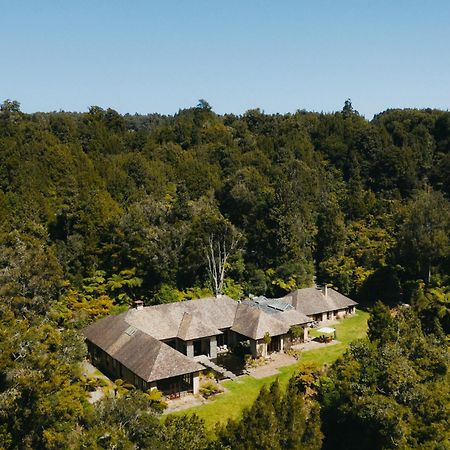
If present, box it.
[183,336,217,358]
[86,342,198,395]
[156,372,199,396]
[309,306,356,323]
[249,334,288,358]
[87,342,145,389]
[255,340,267,358]
[192,372,200,395]
[209,336,217,359]
[186,340,194,357]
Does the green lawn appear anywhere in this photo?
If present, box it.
[169,310,369,432]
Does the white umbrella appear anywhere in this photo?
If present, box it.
[317,327,335,334]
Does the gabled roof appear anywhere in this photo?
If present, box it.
[276,309,312,326]
[84,296,237,384]
[177,312,222,341]
[283,287,358,316]
[124,295,237,341]
[231,302,289,340]
[84,315,203,382]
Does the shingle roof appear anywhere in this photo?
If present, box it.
[83,293,321,384]
[282,287,357,316]
[84,296,236,383]
[231,302,289,339]
[177,312,222,341]
[276,309,312,326]
[84,315,203,382]
[124,295,237,341]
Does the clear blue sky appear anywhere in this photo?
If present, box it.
[1,0,449,119]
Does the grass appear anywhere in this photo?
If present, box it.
[169,310,369,432]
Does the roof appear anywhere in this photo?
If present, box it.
[276,309,312,326]
[177,312,222,341]
[83,293,318,384]
[123,295,237,341]
[283,287,358,316]
[249,297,311,326]
[231,302,289,339]
[253,296,294,311]
[84,315,203,382]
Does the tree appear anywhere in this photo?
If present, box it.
[397,189,450,283]
[411,285,450,335]
[196,99,212,111]
[205,221,242,297]
[322,308,449,450]
[282,378,323,450]
[0,99,20,114]
[81,390,163,449]
[0,228,63,315]
[262,331,272,345]
[216,378,322,450]
[162,415,209,450]
[342,98,359,118]
[367,301,394,343]
[320,214,396,296]
[0,307,87,449]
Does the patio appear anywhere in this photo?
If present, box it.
[163,394,208,414]
[291,338,339,352]
[246,352,298,379]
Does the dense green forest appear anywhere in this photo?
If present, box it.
[0,99,449,449]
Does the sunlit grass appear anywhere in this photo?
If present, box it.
[168,310,369,432]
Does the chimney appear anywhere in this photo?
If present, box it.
[322,284,328,297]
[134,300,144,311]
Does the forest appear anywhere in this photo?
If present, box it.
[0,98,449,449]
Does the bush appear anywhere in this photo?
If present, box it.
[245,356,267,369]
[145,388,167,412]
[289,325,304,339]
[199,380,222,398]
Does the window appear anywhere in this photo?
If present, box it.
[182,373,192,385]
[217,333,225,347]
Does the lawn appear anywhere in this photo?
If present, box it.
[169,310,369,432]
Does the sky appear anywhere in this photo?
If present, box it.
[1,0,449,119]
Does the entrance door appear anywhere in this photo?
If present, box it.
[168,380,181,399]
[267,336,281,353]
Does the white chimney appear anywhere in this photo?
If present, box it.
[134,300,144,311]
[322,284,328,297]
